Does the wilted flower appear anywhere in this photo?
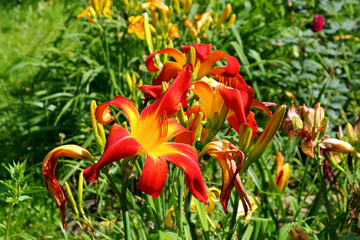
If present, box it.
[312,14,325,32]
[42,145,96,228]
[236,196,258,222]
[202,140,251,215]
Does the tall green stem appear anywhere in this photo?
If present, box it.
[4,203,14,240]
[315,151,338,239]
[121,175,131,240]
[225,194,239,240]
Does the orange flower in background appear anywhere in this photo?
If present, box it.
[128,16,145,40]
[77,0,112,23]
[83,65,208,203]
[142,0,169,12]
[167,23,180,39]
[42,145,96,228]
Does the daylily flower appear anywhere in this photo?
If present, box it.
[191,78,229,134]
[83,65,208,203]
[138,44,240,104]
[216,74,274,136]
[142,0,169,12]
[202,140,251,214]
[269,152,289,193]
[127,16,146,40]
[42,145,96,228]
[77,0,112,23]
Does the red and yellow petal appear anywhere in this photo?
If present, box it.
[83,124,142,182]
[137,64,193,125]
[163,118,186,142]
[251,99,274,118]
[192,81,214,119]
[95,96,140,129]
[197,50,240,79]
[136,154,168,198]
[182,43,212,63]
[145,48,185,72]
[153,61,182,85]
[149,142,208,203]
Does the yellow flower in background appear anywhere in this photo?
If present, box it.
[236,196,258,222]
[128,15,156,40]
[164,206,175,228]
[167,23,180,39]
[191,187,220,214]
[195,12,212,31]
[77,0,112,23]
[128,16,146,40]
[142,0,169,12]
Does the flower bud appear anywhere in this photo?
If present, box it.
[320,138,355,153]
[314,105,324,128]
[150,9,159,27]
[65,182,79,217]
[244,106,286,172]
[186,46,196,66]
[226,13,236,29]
[292,116,303,129]
[143,13,154,53]
[323,152,346,174]
[219,4,232,23]
[345,123,357,145]
[78,171,85,215]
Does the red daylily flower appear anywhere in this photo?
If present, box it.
[138,43,240,106]
[216,74,275,136]
[42,145,96,228]
[83,65,208,203]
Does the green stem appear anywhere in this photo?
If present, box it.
[225,194,239,240]
[177,173,185,238]
[315,152,338,239]
[4,202,14,240]
[121,175,131,240]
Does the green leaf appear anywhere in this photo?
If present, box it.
[18,195,32,202]
[195,198,210,238]
[339,233,360,240]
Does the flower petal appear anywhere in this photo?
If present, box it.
[137,84,163,98]
[149,142,208,203]
[145,48,185,72]
[95,96,140,130]
[197,50,240,79]
[251,99,273,118]
[83,124,142,182]
[163,118,186,142]
[136,154,168,198]
[138,64,193,121]
[182,43,212,62]
[153,61,182,85]
[219,75,254,125]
